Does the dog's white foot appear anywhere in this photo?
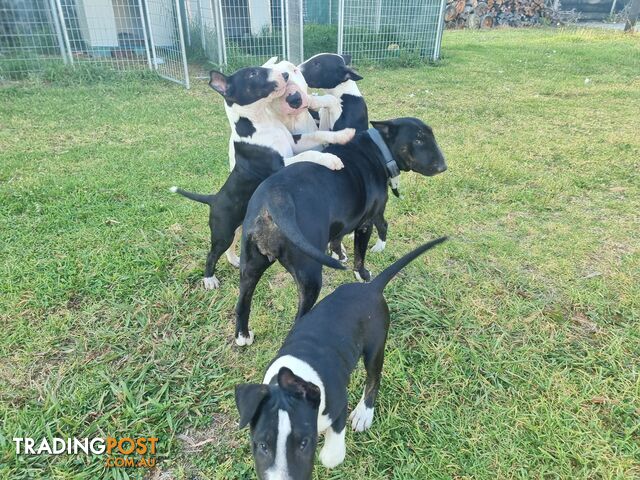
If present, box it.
[350,399,374,432]
[335,128,356,145]
[235,331,255,347]
[225,251,240,268]
[370,239,386,253]
[319,427,346,468]
[203,275,220,290]
[329,243,349,263]
[322,153,344,170]
[353,269,371,283]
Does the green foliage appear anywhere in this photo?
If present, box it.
[1,28,639,479]
[303,24,339,58]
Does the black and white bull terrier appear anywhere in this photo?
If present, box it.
[299,53,394,259]
[219,57,347,271]
[233,117,447,346]
[299,53,368,133]
[171,65,354,290]
[235,238,448,479]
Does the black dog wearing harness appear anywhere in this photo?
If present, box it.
[232,117,447,346]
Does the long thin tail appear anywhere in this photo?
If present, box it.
[267,194,346,270]
[370,237,448,291]
[170,186,215,205]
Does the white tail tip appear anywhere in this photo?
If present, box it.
[169,186,178,193]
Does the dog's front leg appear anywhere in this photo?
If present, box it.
[319,409,347,469]
[308,94,342,131]
[353,223,373,282]
[290,129,355,154]
[284,151,344,170]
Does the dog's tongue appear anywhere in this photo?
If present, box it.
[280,83,309,116]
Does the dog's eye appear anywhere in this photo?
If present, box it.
[299,438,309,450]
[258,442,268,454]
[249,70,257,78]
[414,139,424,146]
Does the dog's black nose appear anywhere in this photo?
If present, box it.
[282,72,289,81]
[286,91,302,109]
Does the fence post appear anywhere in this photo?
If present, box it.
[137,0,153,70]
[337,0,344,55]
[280,0,287,60]
[53,0,73,65]
[142,0,158,69]
[174,0,191,88]
[214,0,226,65]
[47,0,68,65]
[433,0,447,60]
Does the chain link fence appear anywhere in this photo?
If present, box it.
[2,0,446,83]
[338,0,447,63]
[1,0,189,86]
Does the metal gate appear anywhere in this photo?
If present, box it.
[184,0,302,68]
[337,0,447,63]
[0,0,190,88]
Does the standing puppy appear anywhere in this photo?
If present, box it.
[299,53,368,133]
[235,238,448,478]
[234,118,447,346]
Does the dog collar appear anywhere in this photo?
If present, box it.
[367,128,401,197]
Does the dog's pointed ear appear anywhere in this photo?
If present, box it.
[235,383,270,429]
[371,120,397,139]
[277,367,321,409]
[341,54,352,65]
[209,70,229,96]
[343,66,363,82]
[263,56,278,67]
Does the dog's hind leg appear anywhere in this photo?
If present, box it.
[353,223,373,282]
[234,240,274,346]
[225,227,241,268]
[204,213,238,290]
[350,335,386,432]
[289,261,323,319]
[370,215,388,253]
[329,238,348,264]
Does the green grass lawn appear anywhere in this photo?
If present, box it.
[1,28,639,479]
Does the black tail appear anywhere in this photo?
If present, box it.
[267,194,346,270]
[370,237,448,291]
[170,186,215,205]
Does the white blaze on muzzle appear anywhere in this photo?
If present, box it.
[264,410,292,480]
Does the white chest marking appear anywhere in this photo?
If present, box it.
[263,355,333,433]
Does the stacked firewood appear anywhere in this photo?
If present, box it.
[444,0,546,28]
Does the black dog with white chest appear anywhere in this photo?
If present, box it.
[233,117,447,346]
[235,238,447,479]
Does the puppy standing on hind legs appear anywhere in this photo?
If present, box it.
[171,65,355,291]
[234,238,448,478]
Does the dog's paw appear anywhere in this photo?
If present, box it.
[203,275,220,290]
[319,428,346,468]
[235,330,255,347]
[323,154,344,170]
[335,128,356,145]
[319,439,346,469]
[225,251,240,268]
[370,239,386,253]
[338,243,348,263]
[353,269,371,283]
[350,400,374,432]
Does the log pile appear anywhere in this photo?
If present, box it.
[444,0,546,28]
